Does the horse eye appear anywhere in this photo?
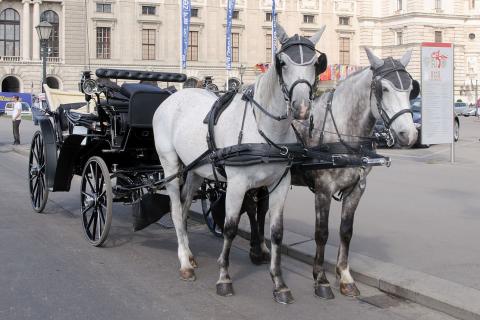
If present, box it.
[382,87,389,92]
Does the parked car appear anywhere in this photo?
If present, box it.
[374,97,459,148]
[462,105,480,117]
[5,101,32,116]
[454,102,468,115]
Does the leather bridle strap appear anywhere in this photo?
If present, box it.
[385,108,413,128]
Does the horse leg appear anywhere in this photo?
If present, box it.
[336,183,364,297]
[256,187,271,263]
[159,151,196,281]
[268,175,294,304]
[244,190,263,265]
[313,190,335,299]
[180,171,204,268]
[216,179,248,297]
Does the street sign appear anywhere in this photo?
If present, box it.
[420,42,454,145]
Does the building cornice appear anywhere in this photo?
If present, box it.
[358,12,480,23]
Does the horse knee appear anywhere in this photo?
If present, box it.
[223,220,238,240]
[271,223,283,245]
[340,221,353,243]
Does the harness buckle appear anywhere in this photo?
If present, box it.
[280,146,289,156]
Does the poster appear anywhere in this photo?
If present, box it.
[421,42,454,144]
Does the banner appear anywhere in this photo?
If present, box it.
[226,0,236,70]
[271,0,277,61]
[181,0,191,69]
[420,42,454,144]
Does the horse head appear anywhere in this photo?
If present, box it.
[366,48,418,147]
[275,24,327,120]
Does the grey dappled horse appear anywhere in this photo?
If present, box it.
[153,25,326,304]
[247,48,418,299]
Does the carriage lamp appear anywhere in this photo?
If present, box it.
[238,64,246,85]
[36,21,53,93]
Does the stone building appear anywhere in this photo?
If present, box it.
[0,0,479,102]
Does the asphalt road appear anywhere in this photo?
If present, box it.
[282,116,480,289]
[0,117,454,319]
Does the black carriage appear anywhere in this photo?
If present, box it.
[29,69,186,246]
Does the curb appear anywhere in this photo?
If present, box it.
[10,145,480,320]
[190,210,480,320]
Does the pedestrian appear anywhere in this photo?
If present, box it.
[12,95,22,145]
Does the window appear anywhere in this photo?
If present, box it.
[339,37,350,65]
[142,5,156,15]
[266,34,272,62]
[397,0,403,10]
[265,12,277,22]
[303,15,315,24]
[232,33,239,62]
[142,29,155,60]
[96,3,112,13]
[396,31,403,45]
[435,31,442,43]
[191,8,199,17]
[232,10,239,19]
[0,9,20,57]
[40,10,60,57]
[435,0,442,10]
[187,31,198,61]
[96,27,111,59]
[339,16,350,25]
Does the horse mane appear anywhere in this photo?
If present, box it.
[254,63,279,103]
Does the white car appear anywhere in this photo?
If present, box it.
[5,102,32,116]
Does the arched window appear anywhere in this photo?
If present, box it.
[40,10,59,57]
[46,76,60,89]
[0,9,20,57]
[1,76,20,92]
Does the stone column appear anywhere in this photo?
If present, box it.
[22,0,31,61]
[32,0,41,61]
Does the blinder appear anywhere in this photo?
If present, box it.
[410,79,420,100]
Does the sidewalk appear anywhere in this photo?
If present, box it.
[3,115,480,320]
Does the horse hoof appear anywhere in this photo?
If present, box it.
[314,285,335,300]
[273,289,295,304]
[179,268,196,281]
[189,256,198,268]
[216,282,234,296]
[249,250,270,265]
[340,283,360,297]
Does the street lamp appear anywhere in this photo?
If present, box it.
[238,64,246,85]
[35,21,53,93]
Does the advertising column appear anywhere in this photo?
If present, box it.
[421,43,454,156]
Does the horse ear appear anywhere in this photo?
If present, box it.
[365,47,384,70]
[400,49,413,67]
[309,25,326,45]
[277,24,289,44]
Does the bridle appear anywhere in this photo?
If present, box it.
[274,35,327,110]
[370,58,419,129]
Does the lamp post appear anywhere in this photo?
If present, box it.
[238,64,246,85]
[35,21,53,93]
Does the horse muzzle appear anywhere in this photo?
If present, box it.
[291,99,311,120]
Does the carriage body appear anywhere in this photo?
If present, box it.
[29,68,186,245]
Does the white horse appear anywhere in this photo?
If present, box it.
[153,25,325,304]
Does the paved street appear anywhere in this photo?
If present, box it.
[0,118,459,319]
[282,116,480,289]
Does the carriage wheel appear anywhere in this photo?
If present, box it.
[29,131,49,213]
[200,180,225,238]
[80,156,113,247]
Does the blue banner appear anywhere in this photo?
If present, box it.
[226,0,236,70]
[272,0,277,61]
[181,0,191,69]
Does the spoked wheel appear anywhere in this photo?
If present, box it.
[80,156,113,247]
[29,131,49,213]
[200,180,226,238]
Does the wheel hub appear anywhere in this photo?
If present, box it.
[30,165,39,176]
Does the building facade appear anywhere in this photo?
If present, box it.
[0,0,479,102]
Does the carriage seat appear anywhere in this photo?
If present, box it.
[120,83,176,128]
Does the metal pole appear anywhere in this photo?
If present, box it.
[450,46,455,164]
[475,80,478,117]
[41,40,47,93]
